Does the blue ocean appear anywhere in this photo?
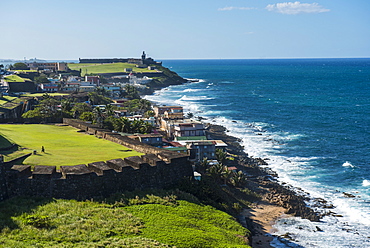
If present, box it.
[145,59,370,247]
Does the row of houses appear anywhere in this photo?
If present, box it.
[128,105,227,163]
[1,72,153,95]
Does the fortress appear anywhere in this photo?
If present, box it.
[78,51,162,66]
[0,119,193,202]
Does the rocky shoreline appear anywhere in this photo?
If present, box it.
[205,123,338,246]
[206,124,320,218]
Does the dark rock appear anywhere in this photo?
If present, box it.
[343,192,356,198]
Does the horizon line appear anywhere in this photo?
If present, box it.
[1,56,370,62]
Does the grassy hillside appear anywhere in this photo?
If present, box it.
[0,192,251,247]
[68,63,156,76]
[0,124,142,167]
[3,75,31,82]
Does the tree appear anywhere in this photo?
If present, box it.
[88,92,112,105]
[114,117,131,133]
[207,163,232,185]
[124,84,140,100]
[197,157,210,174]
[61,99,73,113]
[104,104,114,117]
[126,99,152,115]
[22,97,60,120]
[93,107,104,127]
[186,112,194,119]
[71,102,93,119]
[229,171,247,187]
[215,148,227,164]
[95,87,109,97]
[79,111,94,122]
[131,119,144,133]
[34,75,50,84]
[139,121,154,134]
[144,110,155,118]
[12,62,28,70]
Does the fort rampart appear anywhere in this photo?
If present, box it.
[0,119,193,201]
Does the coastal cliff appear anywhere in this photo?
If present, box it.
[141,64,188,95]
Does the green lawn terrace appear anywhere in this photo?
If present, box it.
[3,75,31,83]
[20,92,69,97]
[68,62,158,76]
[0,95,30,115]
[0,124,143,168]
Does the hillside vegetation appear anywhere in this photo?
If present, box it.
[0,124,142,167]
[0,191,251,248]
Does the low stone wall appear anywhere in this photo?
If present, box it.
[0,161,7,201]
[97,72,164,78]
[6,152,192,200]
[63,118,179,158]
[1,119,193,201]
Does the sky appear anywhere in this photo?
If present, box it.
[0,0,369,60]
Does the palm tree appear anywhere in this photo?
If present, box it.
[220,165,232,185]
[215,148,227,163]
[131,119,144,133]
[197,157,209,174]
[137,99,152,114]
[95,87,109,97]
[115,117,131,133]
[229,171,247,187]
[93,107,104,127]
[104,104,114,117]
[140,121,154,134]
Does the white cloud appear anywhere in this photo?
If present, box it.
[265,2,330,15]
[218,7,256,11]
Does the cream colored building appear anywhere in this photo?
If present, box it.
[27,62,68,71]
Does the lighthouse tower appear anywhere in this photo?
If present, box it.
[141,51,146,60]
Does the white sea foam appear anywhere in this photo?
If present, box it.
[179,95,214,101]
[183,88,202,92]
[342,161,355,168]
[146,82,370,248]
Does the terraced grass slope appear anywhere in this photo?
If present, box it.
[0,124,142,167]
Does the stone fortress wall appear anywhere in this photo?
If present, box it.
[1,119,193,201]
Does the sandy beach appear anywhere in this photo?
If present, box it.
[242,201,287,248]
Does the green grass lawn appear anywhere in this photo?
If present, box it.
[0,96,18,106]
[3,75,31,82]
[68,63,156,76]
[20,93,69,97]
[0,124,142,167]
[125,201,249,248]
[10,70,38,73]
[0,193,251,247]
